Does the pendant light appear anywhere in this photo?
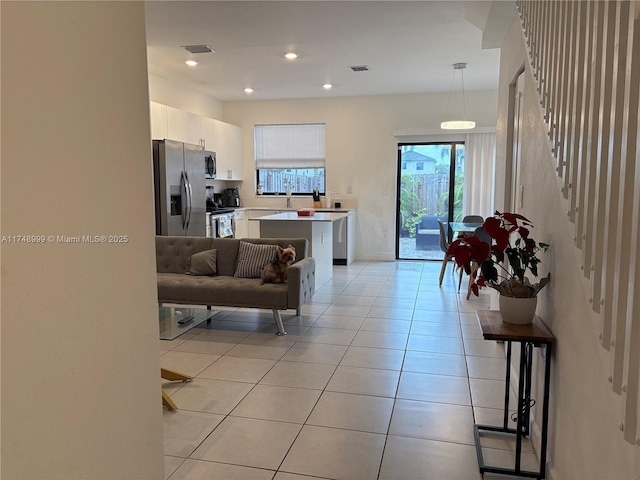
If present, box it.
[441,63,476,130]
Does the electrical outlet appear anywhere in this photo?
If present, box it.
[382,231,388,240]
[347,185,352,194]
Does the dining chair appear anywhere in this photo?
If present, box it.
[462,215,484,223]
[466,226,492,299]
[438,219,463,287]
[456,215,485,240]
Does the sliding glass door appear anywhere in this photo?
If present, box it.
[396,142,465,260]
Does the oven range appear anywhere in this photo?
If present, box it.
[206,209,235,238]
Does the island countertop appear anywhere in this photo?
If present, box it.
[249,212,349,222]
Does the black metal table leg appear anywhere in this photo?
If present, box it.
[472,311,555,480]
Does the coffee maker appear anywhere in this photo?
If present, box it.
[205,186,216,212]
[222,187,241,207]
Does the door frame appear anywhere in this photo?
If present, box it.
[395,142,464,260]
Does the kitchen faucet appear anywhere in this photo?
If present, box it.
[285,182,292,208]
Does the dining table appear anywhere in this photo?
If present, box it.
[448,221,483,236]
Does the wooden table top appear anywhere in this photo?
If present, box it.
[476,310,555,343]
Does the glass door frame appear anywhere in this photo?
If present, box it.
[395,141,465,260]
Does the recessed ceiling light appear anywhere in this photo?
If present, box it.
[323,83,333,90]
[185,60,198,66]
[244,88,254,94]
[284,52,299,60]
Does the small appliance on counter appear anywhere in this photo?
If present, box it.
[222,187,241,207]
[205,186,217,212]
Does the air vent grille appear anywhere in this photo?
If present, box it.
[349,65,371,72]
[182,45,214,54]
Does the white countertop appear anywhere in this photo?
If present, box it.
[250,212,349,222]
[243,207,354,213]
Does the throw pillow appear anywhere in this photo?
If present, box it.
[186,249,218,276]
[234,242,278,278]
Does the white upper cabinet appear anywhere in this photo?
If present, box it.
[213,119,243,181]
[149,102,167,140]
[187,113,213,150]
[166,106,189,143]
[150,102,243,180]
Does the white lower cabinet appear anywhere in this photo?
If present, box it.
[234,209,247,239]
[246,210,280,237]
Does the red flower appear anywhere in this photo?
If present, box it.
[445,211,550,297]
[448,236,490,274]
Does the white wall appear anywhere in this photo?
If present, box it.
[149,74,224,120]
[1,2,164,478]
[496,15,639,480]
[223,91,498,261]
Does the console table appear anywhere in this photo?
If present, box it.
[474,310,555,480]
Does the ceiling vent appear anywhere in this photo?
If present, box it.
[181,45,214,54]
[349,65,371,72]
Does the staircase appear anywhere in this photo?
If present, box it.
[516,0,640,445]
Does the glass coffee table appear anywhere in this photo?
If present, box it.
[159,305,219,340]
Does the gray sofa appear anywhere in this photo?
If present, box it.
[156,236,315,335]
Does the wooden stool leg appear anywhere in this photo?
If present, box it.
[466,262,478,300]
[161,368,192,382]
[162,389,178,410]
[439,255,450,285]
[161,368,192,410]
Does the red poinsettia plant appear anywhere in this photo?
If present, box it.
[447,211,551,298]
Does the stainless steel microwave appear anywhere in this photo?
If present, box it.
[204,151,216,178]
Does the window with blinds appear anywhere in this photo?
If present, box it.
[254,123,326,195]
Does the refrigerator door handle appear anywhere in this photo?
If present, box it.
[180,171,190,230]
[184,171,193,231]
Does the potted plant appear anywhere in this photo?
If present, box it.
[447,211,551,324]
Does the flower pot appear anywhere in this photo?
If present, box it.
[499,295,537,325]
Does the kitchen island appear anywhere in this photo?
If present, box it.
[251,211,349,289]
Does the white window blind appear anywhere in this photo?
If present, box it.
[255,123,326,169]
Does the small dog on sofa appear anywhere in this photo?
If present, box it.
[261,244,296,284]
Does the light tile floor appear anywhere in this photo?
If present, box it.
[161,261,538,480]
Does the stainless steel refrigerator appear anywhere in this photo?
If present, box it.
[153,139,206,236]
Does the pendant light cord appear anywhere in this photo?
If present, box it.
[444,68,457,121]
[460,67,468,122]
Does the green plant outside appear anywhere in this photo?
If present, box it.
[437,172,464,221]
[400,174,427,237]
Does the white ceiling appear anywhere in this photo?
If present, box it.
[144,1,513,102]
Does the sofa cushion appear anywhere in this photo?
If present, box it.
[234,241,278,278]
[187,249,217,276]
[157,273,288,309]
[156,236,215,274]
